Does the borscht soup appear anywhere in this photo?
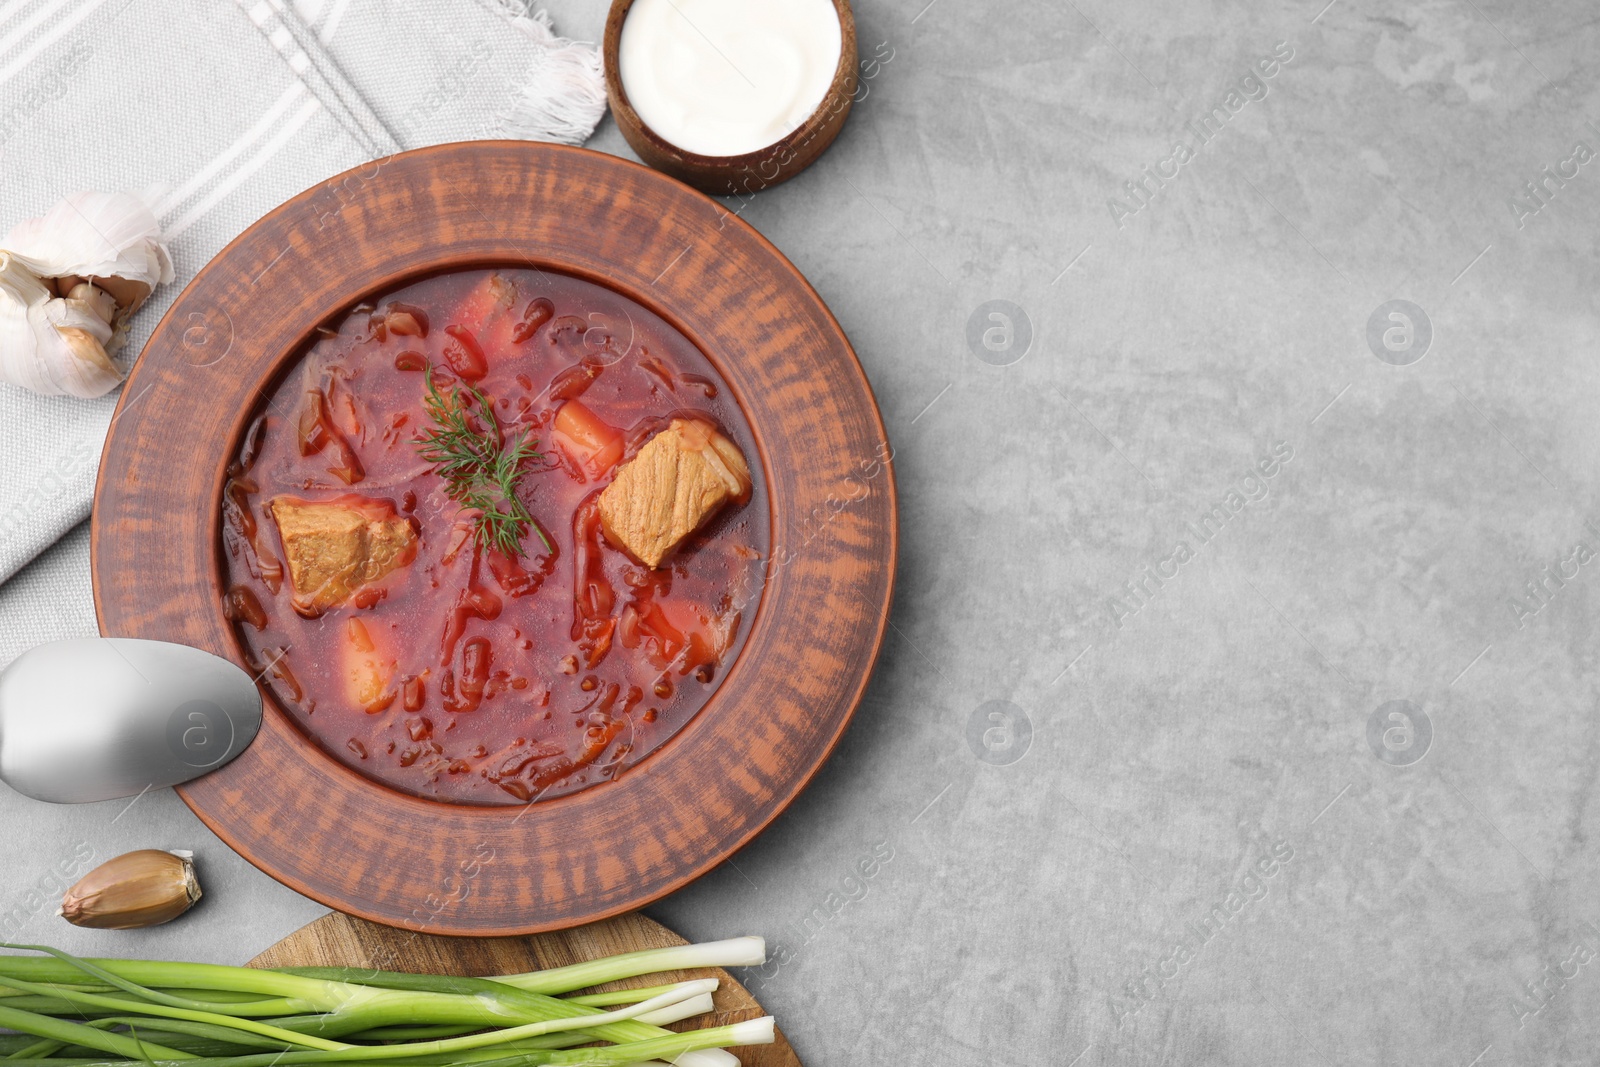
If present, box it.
[220,267,769,805]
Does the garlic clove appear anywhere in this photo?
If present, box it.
[41,288,123,393]
[55,274,87,295]
[66,282,117,325]
[58,849,202,929]
[0,252,124,397]
[55,326,120,378]
[89,274,154,319]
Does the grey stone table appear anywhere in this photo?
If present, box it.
[6,0,1600,1063]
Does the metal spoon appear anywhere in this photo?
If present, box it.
[0,638,262,804]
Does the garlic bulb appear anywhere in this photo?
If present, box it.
[0,191,173,398]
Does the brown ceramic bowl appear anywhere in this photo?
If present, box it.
[90,142,896,935]
[603,0,858,196]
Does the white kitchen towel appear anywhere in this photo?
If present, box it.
[0,0,603,663]
[292,0,607,148]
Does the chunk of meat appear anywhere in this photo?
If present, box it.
[269,495,417,617]
[597,418,751,568]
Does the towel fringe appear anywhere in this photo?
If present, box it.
[492,9,608,146]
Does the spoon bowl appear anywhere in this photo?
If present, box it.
[0,638,261,804]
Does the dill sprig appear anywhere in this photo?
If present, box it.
[414,366,552,558]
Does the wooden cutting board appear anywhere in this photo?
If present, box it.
[248,911,800,1066]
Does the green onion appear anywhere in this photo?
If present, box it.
[0,941,770,1067]
[561,981,694,1008]
[0,1005,190,1060]
[0,976,345,1051]
[5,1039,63,1060]
[493,938,765,995]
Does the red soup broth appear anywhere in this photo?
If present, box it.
[221,267,769,805]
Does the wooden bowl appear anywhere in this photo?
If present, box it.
[603,0,858,196]
[91,142,896,935]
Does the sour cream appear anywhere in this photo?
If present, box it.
[619,0,843,158]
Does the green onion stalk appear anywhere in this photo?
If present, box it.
[0,940,771,1067]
